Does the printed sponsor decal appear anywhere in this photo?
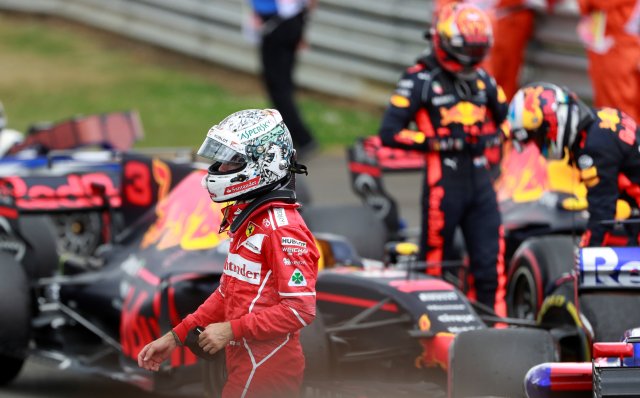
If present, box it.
[390,94,410,108]
[425,304,466,311]
[282,246,308,255]
[577,154,593,169]
[418,291,458,302]
[432,94,455,106]
[240,119,277,141]
[288,268,307,286]
[418,314,431,331]
[262,218,271,228]
[3,172,121,210]
[241,233,265,254]
[283,257,305,266]
[447,326,480,333]
[224,253,262,285]
[439,102,486,126]
[224,176,260,195]
[397,79,414,89]
[597,108,621,132]
[437,314,476,323]
[273,207,288,227]
[580,247,640,287]
[246,222,257,238]
[432,81,443,94]
[281,237,307,247]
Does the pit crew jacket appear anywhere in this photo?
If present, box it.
[173,195,319,343]
[573,107,640,247]
[379,53,508,167]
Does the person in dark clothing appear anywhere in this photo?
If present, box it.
[378,2,508,316]
[509,82,640,247]
[250,0,317,159]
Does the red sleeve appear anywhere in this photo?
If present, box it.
[172,275,227,343]
[230,224,319,341]
[578,0,635,14]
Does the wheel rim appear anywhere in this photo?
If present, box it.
[509,267,537,320]
[53,212,102,256]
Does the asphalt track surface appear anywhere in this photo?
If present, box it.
[3,149,425,398]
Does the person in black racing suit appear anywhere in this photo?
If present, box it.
[509,81,640,247]
[379,2,508,316]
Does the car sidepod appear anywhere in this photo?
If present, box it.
[315,268,484,384]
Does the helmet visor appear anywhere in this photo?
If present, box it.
[443,38,489,67]
[197,136,246,167]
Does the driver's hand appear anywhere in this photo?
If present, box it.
[138,332,177,371]
[198,322,233,354]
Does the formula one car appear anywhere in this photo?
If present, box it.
[0,134,560,398]
[524,327,640,398]
[0,110,149,260]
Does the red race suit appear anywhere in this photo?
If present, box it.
[173,195,319,398]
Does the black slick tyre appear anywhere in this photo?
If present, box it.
[0,251,31,386]
[18,215,59,279]
[507,236,575,320]
[449,328,556,398]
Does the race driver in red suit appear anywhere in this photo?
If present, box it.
[138,108,319,398]
[509,82,640,247]
[379,2,508,316]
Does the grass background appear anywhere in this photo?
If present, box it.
[0,12,383,151]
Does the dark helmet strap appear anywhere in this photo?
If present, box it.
[289,160,308,176]
[229,189,297,233]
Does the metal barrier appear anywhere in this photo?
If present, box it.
[0,0,590,104]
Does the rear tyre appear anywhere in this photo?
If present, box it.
[449,328,556,398]
[301,205,387,260]
[18,215,59,279]
[507,236,575,320]
[0,251,31,386]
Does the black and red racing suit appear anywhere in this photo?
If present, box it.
[573,107,640,247]
[173,193,319,398]
[379,53,508,316]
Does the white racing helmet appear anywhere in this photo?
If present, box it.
[198,109,295,202]
[0,129,24,157]
[0,102,24,157]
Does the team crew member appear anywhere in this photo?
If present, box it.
[138,109,319,398]
[435,0,559,100]
[248,0,318,158]
[379,3,508,316]
[509,82,640,247]
[577,0,640,122]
